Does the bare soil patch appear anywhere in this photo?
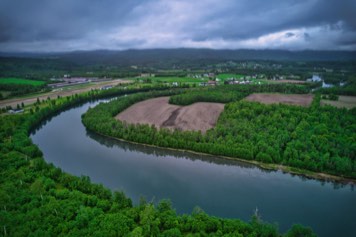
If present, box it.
[244,93,313,107]
[321,96,356,109]
[116,97,225,133]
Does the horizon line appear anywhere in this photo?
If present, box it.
[1,47,356,55]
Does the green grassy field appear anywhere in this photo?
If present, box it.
[135,77,206,83]
[0,77,46,86]
[216,74,244,80]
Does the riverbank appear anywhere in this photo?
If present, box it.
[89,129,356,185]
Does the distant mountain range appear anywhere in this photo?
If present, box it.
[1,48,355,64]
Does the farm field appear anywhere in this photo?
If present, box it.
[268,79,307,84]
[0,77,46,86]
[116,96,224,133]
[145,77,206,84]
[216,74,245,80]
[244,93,313,107]
[321,95,356,109]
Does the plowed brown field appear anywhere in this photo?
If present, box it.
[244,93,313,107]
[116,97,224,133]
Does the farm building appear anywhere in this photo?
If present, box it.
[208,80,217,86]
[101,85,113,90]
[307,75,322,82]
[8,109,24,114]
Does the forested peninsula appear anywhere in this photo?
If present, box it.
[82,85,356,180]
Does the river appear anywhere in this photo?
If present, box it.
[30,99,356,237]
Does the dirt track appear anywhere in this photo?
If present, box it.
[0,79,131,109]
[244,93,313,107]
[116,97,225,133]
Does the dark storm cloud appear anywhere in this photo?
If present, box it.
[0,0,147,42]
[285,33,295,38]
[304,33,312,41]
[0,0,355,51]
[186,0,356,41]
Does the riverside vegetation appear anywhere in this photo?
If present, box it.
[0,85,316,236]
[83,84,356,179]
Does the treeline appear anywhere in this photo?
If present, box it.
[317,85,356,96]
[169,90,248,105]
[83,89,356,178]
[0,87,317,236]
[169,84,311,105]
[320,87,356,96]
[313,75,356,96]
[0,83,48,100]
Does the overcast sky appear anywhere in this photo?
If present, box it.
[0,0,355,52]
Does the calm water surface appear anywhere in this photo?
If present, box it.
[31,100,356,237]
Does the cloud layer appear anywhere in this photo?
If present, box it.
[0,0,355,52]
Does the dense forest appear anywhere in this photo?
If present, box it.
[83,85,356,179]
[0,86,317,236]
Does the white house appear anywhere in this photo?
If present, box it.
[307,75,322,82]
[322,81,334,88]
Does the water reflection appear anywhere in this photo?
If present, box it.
[86,130,258,169]
[86,129,355,190]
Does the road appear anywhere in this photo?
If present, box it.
[0,79,132,109]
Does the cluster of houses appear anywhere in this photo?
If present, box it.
[189,73,216,79]
[306,75,334,88]
[224,79,254,85]
[195,73,263,86]
[306,75,322,83]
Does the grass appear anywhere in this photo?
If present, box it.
[0,77,46,86]
[134,77,206,83]
[216,74,245,80]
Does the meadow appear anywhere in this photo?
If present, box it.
[136,76,206,84]
[0,77,46,86]
[216,73,245,80]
